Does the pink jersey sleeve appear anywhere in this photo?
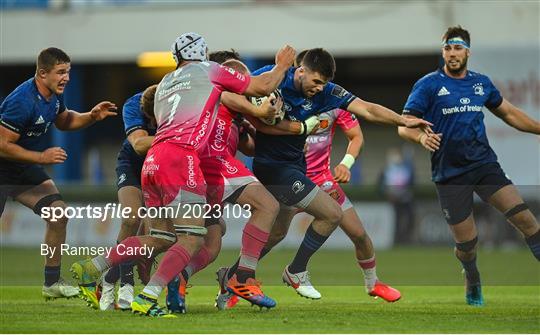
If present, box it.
[209,62,250,95]
[335,109,359,131]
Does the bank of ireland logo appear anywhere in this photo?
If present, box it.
[473,83,484,96]
[460,97,470,104]
[292,180,305,194]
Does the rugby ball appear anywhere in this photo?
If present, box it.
[250,89,285,126]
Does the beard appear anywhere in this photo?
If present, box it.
[446,56,468,75]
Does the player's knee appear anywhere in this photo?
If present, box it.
[251,192,279,217]
[149,228,177,251]
[504,203,529,220]
[455,236,478,258]
[350,231,369,248]
[35,194,65,219]
[121,216,140,230]
[326,203,343,226]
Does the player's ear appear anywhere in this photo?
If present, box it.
[37,68,47,78]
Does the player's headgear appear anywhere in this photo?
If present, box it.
[171,32,208,64]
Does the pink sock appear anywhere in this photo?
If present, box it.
[148,244,191,288]
[238,223,269,272]
[105,236,143,266]
[185,246,211,278]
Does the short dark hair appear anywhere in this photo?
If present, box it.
[141,84,158,120]
[208,49,241,64]
[36,47,70,72]
[302,48,335,81]
[442,26,471,47]
[294,49,309,67]
[222,59,249,75]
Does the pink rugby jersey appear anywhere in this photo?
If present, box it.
[153,61,249,150]
[305,109,359,176]
[198,104,241,158]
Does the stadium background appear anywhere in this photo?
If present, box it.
[1,0,539,275]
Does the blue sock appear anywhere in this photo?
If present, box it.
[289,225,329,273]
[459,257,481,286]
[44,266,60,286]
[525,230,540,261]
[120,261,135,286]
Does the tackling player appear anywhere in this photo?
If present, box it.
[0,47,117,300]
[398,26,540,306]
[70,32,296,317]
[223,48,431,300]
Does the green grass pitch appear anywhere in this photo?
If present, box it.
[1,247,538,333]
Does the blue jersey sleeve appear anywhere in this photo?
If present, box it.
[484,77,503,109]
[0,97,31,134]
[251,65,275,76]
[403,78,433,117]
[324,83,356,110]
[122,93,145,136]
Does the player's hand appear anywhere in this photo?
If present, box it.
[403,117,433,133]
[275,45,295,69]
[257,97,280,119]
[334,164,351,183]
[40,147,67,164]
[90,101,118,121]
[300,115,320,135]
[419,133,442,152]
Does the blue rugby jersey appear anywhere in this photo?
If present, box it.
[118,92,156,165]
[403,69,503,182]
[0,78,66,167]
[252,65,356,167]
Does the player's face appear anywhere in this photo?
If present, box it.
[442,44,469,75]
[45,63,71,95]
[299,68,328,98]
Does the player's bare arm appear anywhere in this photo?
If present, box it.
[490,98,540,135]
[221,92,279,119]
[237,132,256,157]
[127,129,154,156]
[334,125,363,183]
[398,115,442,152]
[54,101,117,131]
[0,125,66,164]
[347,98,433,131]
[244,45,295,97]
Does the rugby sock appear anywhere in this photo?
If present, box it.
[227,247,271,280]
[104,265,120,284]
[142,244,191,298]
[119,261,135,286]
[289,224,329,274]
[459,257,481,286]
[525,229,540,261]
[228,246,270,280]
[358,255,377,291]
[104,241,121,284]
[44,266,60,286]
[236,223,269,282]
[184,246,211,279]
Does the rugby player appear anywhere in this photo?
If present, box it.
[398,26,540,306]
[70,32,296,317]
[0,47,117,300]
[221,48,431,300]
[98,85,157,311]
